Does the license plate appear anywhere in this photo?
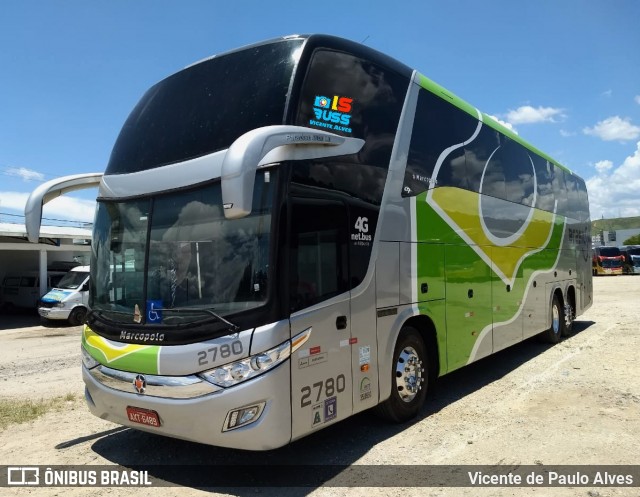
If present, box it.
[126,406,161,427]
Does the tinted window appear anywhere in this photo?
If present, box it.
[533,156,555,212]
[563,172,581,221]
[403,89,477,197]
[552,165,567,215]
[291,160,387,206]
[21,277,36,287]
[576,177,590,222]
[501,138,535,205]
[462,125,501,193]
[106,40,302,174]
[295,49,408,170]
[289,199,348,312]
[477,133,506,200]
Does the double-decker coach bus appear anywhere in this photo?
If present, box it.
[25,34,592,450]
[592,246,623,275]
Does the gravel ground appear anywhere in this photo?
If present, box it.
[0,275,639,497]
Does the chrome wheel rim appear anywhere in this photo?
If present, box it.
[395,345,423,403]
[552,304,560,334]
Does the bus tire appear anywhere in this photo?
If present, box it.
[542,294,564,344]
[68,307,87,326]
[374,326,428,423]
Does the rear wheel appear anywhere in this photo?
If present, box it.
[68,307,87,326]
[541,294,565,344]
[374,326,428,423]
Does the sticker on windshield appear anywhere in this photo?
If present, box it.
[309,95,353,133]
[41,290,72,303]
[146,300,163,324]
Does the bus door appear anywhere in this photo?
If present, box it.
[288,197,353,440]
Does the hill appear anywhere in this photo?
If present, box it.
[591,216,640,232]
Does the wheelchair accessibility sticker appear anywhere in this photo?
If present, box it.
[146,300,163,324]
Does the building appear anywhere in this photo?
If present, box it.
[593,228,640,247]
[0,222,92,301]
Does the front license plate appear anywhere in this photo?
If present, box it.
[126,406,161,427]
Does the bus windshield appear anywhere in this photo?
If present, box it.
[598,247,621,257]
[105,38,303,175]
[90,171,275,326]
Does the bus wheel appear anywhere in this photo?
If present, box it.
[542,295,565,344]
[374,327,428,423]
[68,307,87,326]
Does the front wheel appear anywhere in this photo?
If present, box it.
[68,307,87,326]
[374,327,428,423]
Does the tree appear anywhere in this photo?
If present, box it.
[622,234,640,245]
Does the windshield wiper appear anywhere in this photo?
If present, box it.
[154,306,240,332]
[88,307,240,332]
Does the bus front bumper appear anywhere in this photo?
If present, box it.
[82,360,292,450]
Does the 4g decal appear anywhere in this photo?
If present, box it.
[352,216,372,246]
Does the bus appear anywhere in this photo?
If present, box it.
[592,246,623,276]
[24,34,592,450]
[620,246,640,274]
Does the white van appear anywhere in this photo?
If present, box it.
[38,266,90,325]
[1,271,66,311]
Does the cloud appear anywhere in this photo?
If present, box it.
[601,90,612,98]
[486,114,518,134]
[583,116,640,141]
[560,129,576,137]
[594,160,613,173]
[635,95,640,105]
[4,167,45,182]
[505,105,565,125]
[0,191,96,223]
[586,141,640,219]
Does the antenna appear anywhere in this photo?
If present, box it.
[361,35,370,44]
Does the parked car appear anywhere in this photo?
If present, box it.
[1,271,66,311]
[38,266,90,325]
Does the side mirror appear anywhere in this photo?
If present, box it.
[221,125,364,219]
[24,173,103,243]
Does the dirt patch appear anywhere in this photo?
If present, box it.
[1,276,639,496]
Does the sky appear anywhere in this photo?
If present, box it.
[1,0,639,225]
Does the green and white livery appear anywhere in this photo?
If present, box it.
[25,35,591,450]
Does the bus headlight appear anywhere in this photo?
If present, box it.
[199,341,290,388]
[199,327,311,388]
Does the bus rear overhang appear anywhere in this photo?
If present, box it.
[220,125,364,219]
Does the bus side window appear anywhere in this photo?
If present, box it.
[402,88,477,197]
[289,199,349,313]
